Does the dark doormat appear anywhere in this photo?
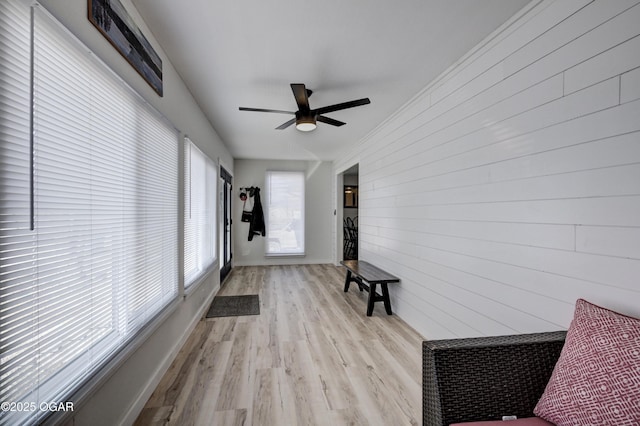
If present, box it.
[206,294,260,318]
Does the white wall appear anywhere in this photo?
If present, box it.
[234,159,333,266]
[334,0,640,340]
[33,1,233,425]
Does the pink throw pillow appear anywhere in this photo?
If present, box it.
[534,299,640,425]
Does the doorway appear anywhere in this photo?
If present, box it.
[341,165,359,260]
[220,166,233,282]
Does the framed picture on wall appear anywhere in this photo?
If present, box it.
[88,0,163,96]
[344,185,358,208]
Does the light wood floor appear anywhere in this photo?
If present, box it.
[134,264,424,426]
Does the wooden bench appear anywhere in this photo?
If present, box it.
[340,260,400,316]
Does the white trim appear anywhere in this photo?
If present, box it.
[42,298,180,425]
[119,283,218,426]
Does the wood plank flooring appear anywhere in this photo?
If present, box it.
[134,264,424,426]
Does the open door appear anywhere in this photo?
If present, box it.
[340,164,359,261]
[220,166,232,282]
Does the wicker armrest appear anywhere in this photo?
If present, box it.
[422,331,567,426]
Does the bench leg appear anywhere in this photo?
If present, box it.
[381,283,392,315]
[343,270,352,292]
[355,276,364,291]
[366,283,377,316]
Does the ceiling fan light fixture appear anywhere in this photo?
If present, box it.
[239,83,370,131]
[295,116,316,132]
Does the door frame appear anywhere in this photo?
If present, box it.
[220,166,233,282]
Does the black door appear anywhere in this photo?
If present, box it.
[220,167,232,282]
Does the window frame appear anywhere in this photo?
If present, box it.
[183,137,218,289]
[0,3,180,424]
[264,170,306,257]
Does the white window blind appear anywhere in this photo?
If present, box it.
[0,2,178,425]
[184,138,217,287]
[265,171,305,256]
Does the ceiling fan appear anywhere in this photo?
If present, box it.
[239,83,371,132]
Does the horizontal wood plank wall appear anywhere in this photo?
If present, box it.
[334,0,640,339]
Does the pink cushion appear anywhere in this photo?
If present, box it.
[534,299,640,426]
[451,417,554,425]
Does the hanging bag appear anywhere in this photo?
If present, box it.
[241,207,252,222]
[240,189,253,222]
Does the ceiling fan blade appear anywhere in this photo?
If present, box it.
[276,117,296,130]
[317,115,346,127]
[314,98,370,115]
[291,83,311,112]
[239,107,294,115]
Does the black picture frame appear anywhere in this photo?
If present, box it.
[344,185,358,208]
[88,0,163,96]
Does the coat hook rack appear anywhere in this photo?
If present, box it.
[239,186,260,197]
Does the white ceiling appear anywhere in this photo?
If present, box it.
[131,0,530,161]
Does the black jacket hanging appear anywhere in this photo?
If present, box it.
[248,187,265,241]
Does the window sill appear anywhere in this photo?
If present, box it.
[183,259,218,298]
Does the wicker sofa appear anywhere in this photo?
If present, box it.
[422,331,567,426]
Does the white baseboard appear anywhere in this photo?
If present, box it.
[119,283,219,425]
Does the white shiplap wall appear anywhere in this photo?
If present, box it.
[334,0,640,339]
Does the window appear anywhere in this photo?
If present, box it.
[184,138,217,287]
[0,2,178,424]
[265,171,305,255]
